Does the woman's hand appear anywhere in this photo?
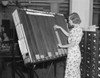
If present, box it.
[58,43,63,48]
[58,43,69,48]
[54,25,61,30]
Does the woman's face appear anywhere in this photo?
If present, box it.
[69,18,73,26]
[3,33,7,37]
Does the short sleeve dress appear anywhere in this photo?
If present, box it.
[64,26,83,78]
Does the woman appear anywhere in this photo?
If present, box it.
[3,33,9,41]
[54,12,83,78]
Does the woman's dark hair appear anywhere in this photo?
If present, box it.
[69,12,81,24]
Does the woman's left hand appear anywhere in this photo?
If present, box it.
[58,43,63,48]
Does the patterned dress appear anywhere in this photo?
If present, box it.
[64,26,83,78]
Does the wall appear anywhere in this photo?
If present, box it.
[70,0,93,28]
[0,6,17,28]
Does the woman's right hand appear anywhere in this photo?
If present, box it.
[54,25,61,30]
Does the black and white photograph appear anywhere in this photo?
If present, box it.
[0,0,99,78]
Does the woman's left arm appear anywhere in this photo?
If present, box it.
[58,41,76,49]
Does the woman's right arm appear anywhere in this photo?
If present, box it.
[54,25,69,36]
[60,27,69,36]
